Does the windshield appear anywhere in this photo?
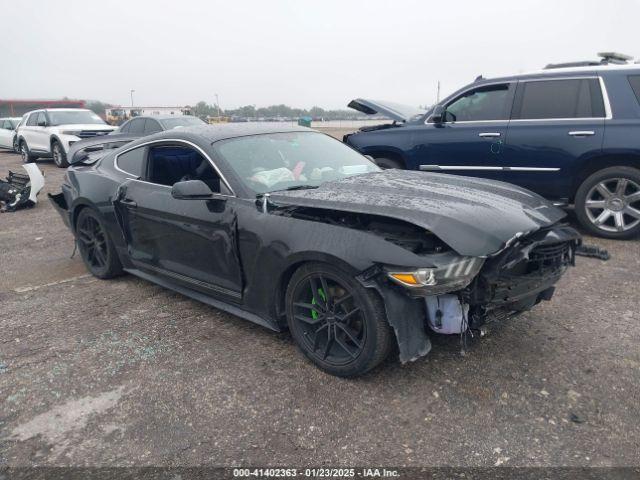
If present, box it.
[9,119,21,128]
[47,110,106,126]
[160,116,205,129]
[213,131,380,194]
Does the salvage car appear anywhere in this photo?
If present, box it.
[49,124,580,376]
[0,117,23,152]
[345,53,640,239]
[17,108,116,167]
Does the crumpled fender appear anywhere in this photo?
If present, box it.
[357,267,431,363]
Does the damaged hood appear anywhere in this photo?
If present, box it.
[269,170,567,257]
[348,98,425,123]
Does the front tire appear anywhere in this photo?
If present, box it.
[20,140,36,163]
[75,208,124,279]
[52,141,69,168]
[12,135,20,154]
[575,167,640,239]
[285,262,393,377]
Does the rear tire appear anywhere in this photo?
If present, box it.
[575,166,640,239]
[20,140,36,163]
[374,157,403,169]
[285,262,393,377]
[75,208,124,279]
[52,140,69,168]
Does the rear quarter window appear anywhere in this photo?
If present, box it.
[116,147,146,177]
[628,75,640,105]
[514,78,605,119]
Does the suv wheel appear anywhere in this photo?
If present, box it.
[52,141,69,168]
[374,157,403,169]
[20,140,35,163]
[285,262,393,377]
[575,166,640,239]
[12,136,20,154]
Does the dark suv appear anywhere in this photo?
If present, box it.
[345,57,640,239]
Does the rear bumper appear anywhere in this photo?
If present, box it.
[48,188,72,229]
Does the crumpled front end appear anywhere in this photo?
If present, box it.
[364,224,581,363]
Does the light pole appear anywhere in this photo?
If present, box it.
[215,93,221,119]
[130,89,135,107]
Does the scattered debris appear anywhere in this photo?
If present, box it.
[576,244,610,261]
[569,412,586,424]
[0,164,45,212]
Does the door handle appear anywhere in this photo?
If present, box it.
[568,131,595,136]
[478,132,501,138]
[121,198,137,207]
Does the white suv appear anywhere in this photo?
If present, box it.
[17,109,116,167]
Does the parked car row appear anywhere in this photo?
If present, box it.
[1,108,205,168]
[345,57,640,239]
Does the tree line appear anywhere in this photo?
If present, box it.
[86,100,370,120]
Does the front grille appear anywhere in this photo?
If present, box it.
[77,130,111,139]
[527,242,572,273]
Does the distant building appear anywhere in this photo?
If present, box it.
[105,106,192,125]
[0,99,86,117]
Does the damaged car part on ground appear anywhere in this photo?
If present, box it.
[48,124,580,376]
[0,163,45,212]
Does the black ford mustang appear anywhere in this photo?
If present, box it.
[49,124,580,376]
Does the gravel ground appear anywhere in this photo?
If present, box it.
[0,142,639,469]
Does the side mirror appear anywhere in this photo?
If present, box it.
[171,180,216,199]
[37,120,47,127]
[429,105,446,123]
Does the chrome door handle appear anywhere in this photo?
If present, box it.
[478,132,501,138]
[568,131,595,136]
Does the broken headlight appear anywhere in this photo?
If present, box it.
[387,256,484,295]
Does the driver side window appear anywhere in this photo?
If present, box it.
[146,144,221,192]
[445,84,512,122]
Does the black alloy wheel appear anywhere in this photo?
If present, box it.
[75,209,123,279]
[286,263,392,377]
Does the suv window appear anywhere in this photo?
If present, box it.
[26,113,39,126]
[116,147,146,177]
[628,75,640,105]
[129,118,145,134]
[146,144,220,191]
[36,112,47,126]
[144,119,162,134]
[119,121,131,133]
[444,84,511,122]
[514,78,605,119]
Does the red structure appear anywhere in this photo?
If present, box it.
[0,99,86,117]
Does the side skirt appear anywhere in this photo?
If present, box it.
[124,267,281,332]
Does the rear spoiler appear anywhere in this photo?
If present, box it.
[69,135,139,165]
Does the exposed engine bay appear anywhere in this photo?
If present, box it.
[421,226,579,352]
[0,164,45,212]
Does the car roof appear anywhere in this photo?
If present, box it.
[124,115,198,121]
[146,123,315,143]
[477,62,640,85]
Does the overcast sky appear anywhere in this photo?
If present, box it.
[3,0,639,110]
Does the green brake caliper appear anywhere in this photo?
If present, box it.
[311,288,326,320]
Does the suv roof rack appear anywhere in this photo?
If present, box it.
[544,52,634,69]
